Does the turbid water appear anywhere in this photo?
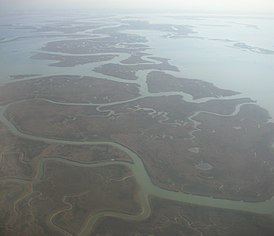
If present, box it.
[1,100,274,235]
[1,12,274,235]
[125,14,274,120]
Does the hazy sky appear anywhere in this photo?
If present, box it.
[1,0,274,13]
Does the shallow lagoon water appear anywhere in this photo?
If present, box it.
[1,13,274,120]
[125,15,274,119]
[1,12,274,234]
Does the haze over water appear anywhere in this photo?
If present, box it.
[1,2,274,234]
[1,11,274,120]
[133,14,274,120]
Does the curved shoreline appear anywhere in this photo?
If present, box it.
[1,17,274,235]
[1,101,274,235]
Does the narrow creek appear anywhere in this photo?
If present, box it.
[1,103,274,236]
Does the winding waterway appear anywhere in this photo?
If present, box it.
[1,101,274,235]
[1,13,274,235]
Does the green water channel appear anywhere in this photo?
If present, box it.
[1,104,274,235]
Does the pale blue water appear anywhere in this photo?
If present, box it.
[0,12,274,119]
[127,14,274,119]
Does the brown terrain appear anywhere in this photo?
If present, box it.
[0,76,140,104]
[93,60,179,81]
[31,53,118,67]
[94,197,274,236]
[1,16,274,236]
[0,122,139,236]
[4,80,274,201]
[147,71,238,99]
